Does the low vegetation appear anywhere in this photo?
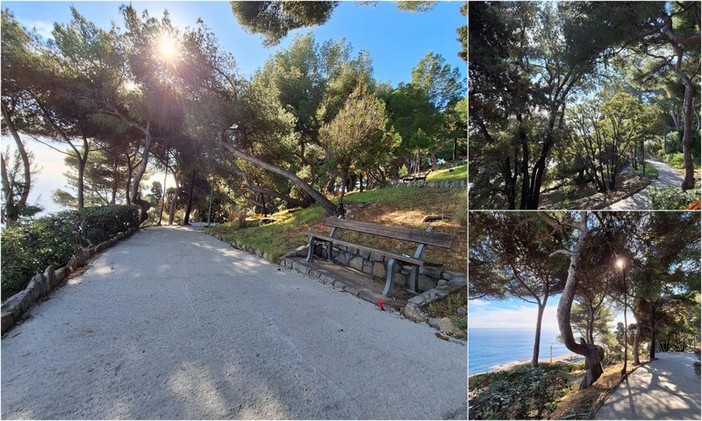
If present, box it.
[469,363,571,420]
[424,286,467,330]
[1,205,139,299]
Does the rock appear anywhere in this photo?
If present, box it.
[438,317,467,339]
[422,215,451,223]
[44,265,57,289]
[349,256,364,271]
[456,307,467,316]
[359,251,371,260]
[419,266,443,279]
[1,311,15,334]
[437,279,448,287]
[402,304,427,323]
[418,275,436,292]
[55,267,69,283]
[370,252,384,262]
[372,262,386,279]
[361,262,372,275]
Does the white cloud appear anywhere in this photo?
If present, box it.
[470,302,560,329]
[18,19,54,41]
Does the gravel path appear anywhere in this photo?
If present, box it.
[595,352,701,420]
[1,226,466,419]
[602,160,685,210]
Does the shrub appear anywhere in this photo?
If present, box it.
[469,363,570,420]
[2,205,139,299]
[664,152,685,168]
[649,187,700,210]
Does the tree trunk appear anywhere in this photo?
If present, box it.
[219,131,339,216]
[679,73,695,190]
[0,154,15,224]
[532,301,546,367]
[158,154,169,226]
[168,179,179,225]
[1,101,31,211]
[556,212,604,389]
[632,317,641,365]
[183,169,197,225]
[649,308,657,360]
[129,125,153,215]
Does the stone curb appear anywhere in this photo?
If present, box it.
[402,280,467,340]
[1,228,139,335]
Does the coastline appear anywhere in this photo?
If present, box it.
[470,353,585,377]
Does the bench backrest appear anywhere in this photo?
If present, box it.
[322,216,454,249]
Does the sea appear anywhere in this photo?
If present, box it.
[469,327,572,375]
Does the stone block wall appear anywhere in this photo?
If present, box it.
[312,243,465,292]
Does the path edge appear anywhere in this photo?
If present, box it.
[1,227,140,335]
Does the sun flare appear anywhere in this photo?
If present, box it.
[157,33,179,61]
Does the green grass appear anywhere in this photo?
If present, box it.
[635,162,659,178]
[426,164,467,182]
[205,206,326,261]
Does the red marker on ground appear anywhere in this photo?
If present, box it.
[377,299,385,310]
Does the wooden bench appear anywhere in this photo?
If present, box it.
[305,217,455,295]
[401,169,432,182]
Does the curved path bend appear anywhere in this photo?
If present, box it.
[595,352,701,420]
[603,160,687,210]
[1,226,466,420]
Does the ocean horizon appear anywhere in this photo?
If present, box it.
[469,326,572,375]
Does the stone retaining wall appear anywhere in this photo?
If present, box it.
[1,228,139,335]
[301,242,465,292]
[391,180,467,189]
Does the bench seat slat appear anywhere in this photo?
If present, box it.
[321,217,454,248]
[305,232,424,266]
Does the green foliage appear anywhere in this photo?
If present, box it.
[469,363,570,420]
[1,205,139,298]
[649,186,700,210]
[663,152,686,169]
[230,1,339,46]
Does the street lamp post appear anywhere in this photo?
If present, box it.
[617,257,628,376]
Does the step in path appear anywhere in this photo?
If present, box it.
[1,226,466,420]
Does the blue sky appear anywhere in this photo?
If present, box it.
[2,0,467,215]
[470,295,633,330]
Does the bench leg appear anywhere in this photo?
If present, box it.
[409,266,419,293]
[306,237,315,262]
[327,241,333,261]
[383,258,397,296]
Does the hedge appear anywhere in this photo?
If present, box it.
[2,205,139,299]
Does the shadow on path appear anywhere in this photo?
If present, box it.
[595,352,701,420]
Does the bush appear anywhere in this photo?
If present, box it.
[2,205,139,299]
[469,363,570,420]
[664,152,685,168]
[649,187,700,210]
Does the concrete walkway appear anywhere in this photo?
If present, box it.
[603,160,685,210]
[1,226,466,420]
[595,352,701,420]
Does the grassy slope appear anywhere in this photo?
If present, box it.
[205,186,466,272]
[427,163,467,182]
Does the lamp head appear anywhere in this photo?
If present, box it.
[616,257,625,270]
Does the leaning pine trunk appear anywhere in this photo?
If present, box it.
[555,211,605,389]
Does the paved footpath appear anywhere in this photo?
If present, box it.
[603,160,686,210]
[1,226,466,420]
[595,352,701,420]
